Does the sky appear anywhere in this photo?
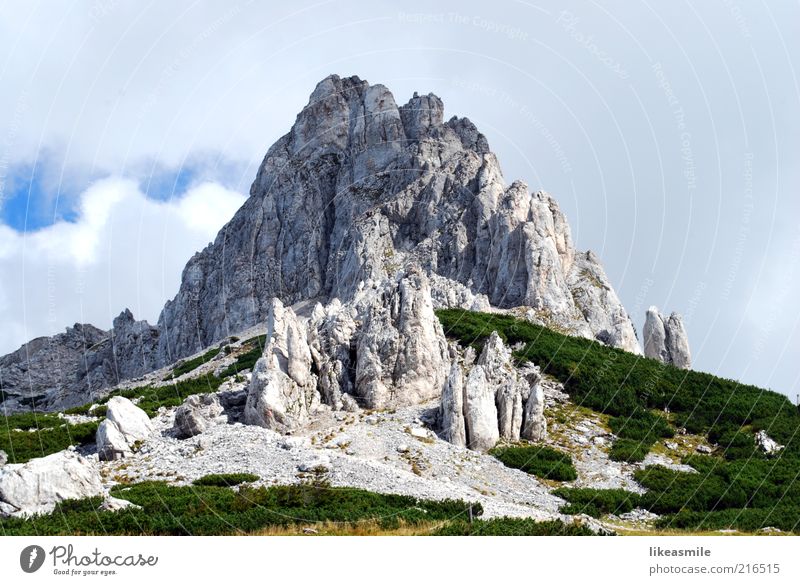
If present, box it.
[0,0,798,399]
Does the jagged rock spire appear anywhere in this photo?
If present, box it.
[643,306,691,369]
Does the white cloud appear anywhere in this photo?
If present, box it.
[0,178,245,354]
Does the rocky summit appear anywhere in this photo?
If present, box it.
[0,74,685,415]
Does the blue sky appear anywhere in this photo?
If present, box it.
[0,0,798,399]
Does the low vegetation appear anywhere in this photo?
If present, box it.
[167,347,222,380]
[432,518,601,536]
[607,410,674,462]
[0,419,99,464]
[0,480,483,536]
[216,334,267,379]
[553,487,641,518]
[192,473,260,487]
[489,444,577,481]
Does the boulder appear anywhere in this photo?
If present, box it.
[298,454,331,473]
[106,396,153,442]
[0,450,104,517]
[96,396,153,461]
[755,430,784,456]
[174,393,226,439]
[96,420,131,461]
[99,496,141,512]
[0,450,6,466]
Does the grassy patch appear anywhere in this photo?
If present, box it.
[192,473,260,487]
[1,411,64,431]
[217,335,267,379]
[433,518,602,535]
[167,347,222,380]
[609,438,652,463]
[489,444,577,481]
[0,420,99,464]
[0,481,482,536]
[553,487,641,518]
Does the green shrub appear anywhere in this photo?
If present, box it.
[168,347,221,379]
[553,487,641,518]
[217,335,267,378]
[193,473,260,487]
[609,438,652,463]
[433,518,602,535]
[657,505,800,534]
[1,411,64,430]
[0,482,482,536]
[489,444,577,481]
[0,420,99,464]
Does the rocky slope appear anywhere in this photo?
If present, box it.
[1,74,679,412]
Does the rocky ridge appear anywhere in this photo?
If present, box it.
[0,74,668,412]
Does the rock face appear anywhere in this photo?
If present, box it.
[243,299,320,431]
[441,332,547,451]
[0,450,104,517]
[174,393,226,439]
[463,365,499,451]
[96,396,153,461]
[2,74,648,410]
[0,309,159,412]
[439,349,466,447]
[0,323,106,411]
[156,74,641,363]
[353,267,449,409]
[520,365,546,441]
[643,306,691,369]
[80,310,160,395]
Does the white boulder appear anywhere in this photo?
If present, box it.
[0,450,104,517]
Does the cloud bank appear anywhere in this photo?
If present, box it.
[0,178,245,353]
